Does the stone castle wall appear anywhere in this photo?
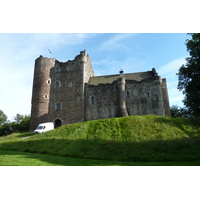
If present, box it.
[84,83,118,121]
[84,76,166,121]
[30,56,55,131]
[125,77,165,116]
[47,50,94,128]
[30,50,171,131]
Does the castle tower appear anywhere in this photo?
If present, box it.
[48,50,94,127]
[30,56,55,131]
[116,77,129,117]
[161,78,171,117]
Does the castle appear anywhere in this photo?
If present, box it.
[30,50,171,131]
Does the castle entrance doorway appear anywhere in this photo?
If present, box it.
[54,119,62,128]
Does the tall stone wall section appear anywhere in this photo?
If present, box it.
[48,50,94,126]
[30,56,55,131]
[125,77,165,116]
[161,78,171,117]
[84,83,118,121]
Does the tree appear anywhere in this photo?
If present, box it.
[0,109,7,125]
[13,114,30,132]
[14,113,25,124]
[170,105,190,118]
[177,33,200,118]
[0,114,30,136]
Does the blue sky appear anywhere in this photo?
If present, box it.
[0,33,190,120]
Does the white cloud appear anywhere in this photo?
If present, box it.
[157,57,187,107]
[0,33,96,120]
[100,33,139,51]
[167,84,184,106]
[33,33,95,48]
[92,56,149,76]
[157,57,186,77]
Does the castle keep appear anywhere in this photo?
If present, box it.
[30,50,171,131]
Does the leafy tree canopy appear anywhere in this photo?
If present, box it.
[170,105,190,118]
[177,33,200,118]
[0,113,30,136]
[14,113,28,124]
[0,109,7,125]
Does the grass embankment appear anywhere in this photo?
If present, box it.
[1,150,200,166]
[0,115,200,163]
[0,150,144,166]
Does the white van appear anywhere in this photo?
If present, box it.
[34,122,54,134]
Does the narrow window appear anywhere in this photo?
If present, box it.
[56,67,60,73]
[126,91,130,99]
[91,96,95,104]
[47,79,51,85]
[44,94,48,99]
[148,92,150,98]
[56,103,61,111]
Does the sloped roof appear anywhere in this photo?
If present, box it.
[88,71,154,85]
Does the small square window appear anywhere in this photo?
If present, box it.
[55,81,61,88]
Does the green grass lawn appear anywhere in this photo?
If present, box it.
[1,115,200,165]
[1,150,200,166]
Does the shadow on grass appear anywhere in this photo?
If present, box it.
[16,132,35,138]
[1,136,200,166]
[0,149,136,166]
[1,149,200,166]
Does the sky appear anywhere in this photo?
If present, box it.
[0,33,190,120]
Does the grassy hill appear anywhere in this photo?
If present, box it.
[0,115,200,163]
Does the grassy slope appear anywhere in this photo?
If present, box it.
[0,150,144,166]
[0,115,200,163]
[1,150,200,166]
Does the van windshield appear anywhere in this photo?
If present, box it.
[36,126,44,130]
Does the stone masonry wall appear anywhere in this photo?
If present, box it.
[161,78,171,116]
[85,75,165,122]
[48,50,94,126]
[84,83,118,121]
[30,56,55,131]
[125,77,165,116]
[30,51,170,130]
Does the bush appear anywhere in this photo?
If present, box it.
[0,114,30,136]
